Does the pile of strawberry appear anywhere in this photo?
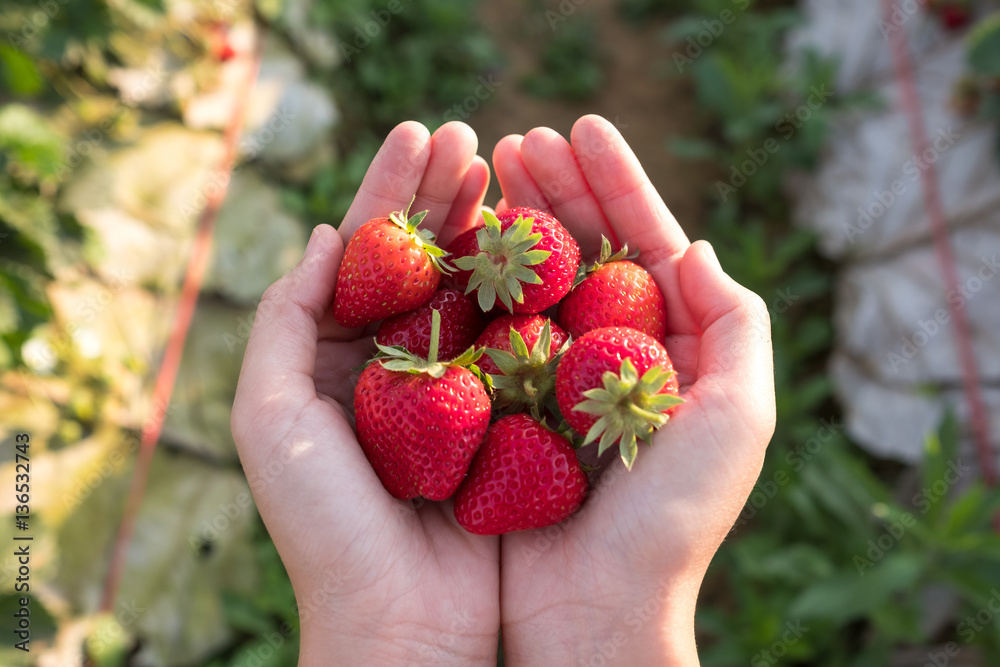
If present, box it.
[334,200,684,535]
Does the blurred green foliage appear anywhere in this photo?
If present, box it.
[285,0,502,225]
[0,102,78,370]
[520,15,604,101]
[662,1,1000,664]
[0,0,500,663]
[5,0,1000,662]
[964,12,1000,163]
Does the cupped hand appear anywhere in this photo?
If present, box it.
[231,121,500,666]
[492,115,777,666]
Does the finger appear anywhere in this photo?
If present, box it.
[520,126,613,257]
[492,134,550,213]
[596,241,773,558]
[570,115,690,268]
[338,121,432,242]
[232,224,344,437]
[679,241,776,445]
[494,198,507,213]
[438,155,491,247]
[412,121,480,239]
[570,115,695,334]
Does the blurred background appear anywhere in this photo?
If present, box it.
[2,0,1000,664]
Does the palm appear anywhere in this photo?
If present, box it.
[232,121,502,662]
[301,330,498,631]
[490,116,775,660]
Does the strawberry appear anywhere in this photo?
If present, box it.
[927,0,971,29]
[939,5,970,29]
[454,413,587,535]
[354,311,490,500]
[334,198,450,328]
[555,326,683,469]
[558,237,667,341]
[476,315,569,416]
[475,314,569,377]
[448,207,580,314]
[376,288,484,359]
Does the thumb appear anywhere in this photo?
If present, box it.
[232,224,344,441]
[678,240,776,448]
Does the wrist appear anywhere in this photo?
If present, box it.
[295,586,499,667]
[501,581,700,667]
[298,623,499,667]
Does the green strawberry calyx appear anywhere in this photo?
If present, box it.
[485,320,569,419]
[571,235,636,287]
[453,211,551,311]
[390,196,453,275]
[369,309,491,388]
[573,358,684,470]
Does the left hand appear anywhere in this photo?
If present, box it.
[231,120,501,665]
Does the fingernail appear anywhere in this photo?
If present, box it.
[304,225,322,256]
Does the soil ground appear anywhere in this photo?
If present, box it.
[468,0,717,240]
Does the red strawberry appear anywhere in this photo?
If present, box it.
[558,237,667,341]
[939,5,970,29]
[448,207,580,314]
[334,199,450,328]
[475,314,569,377]
[476,315,569,417]
[454,413,587,535]
[376,288,484,359]
[555,326,683,469]
[354,311,490,500]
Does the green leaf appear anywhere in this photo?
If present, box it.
[789,552,925,623]
[222,591,274,635]
[0,103,66,186]
[968,13,1000,76]
[0,45,44,96]
[484,348,519,375]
